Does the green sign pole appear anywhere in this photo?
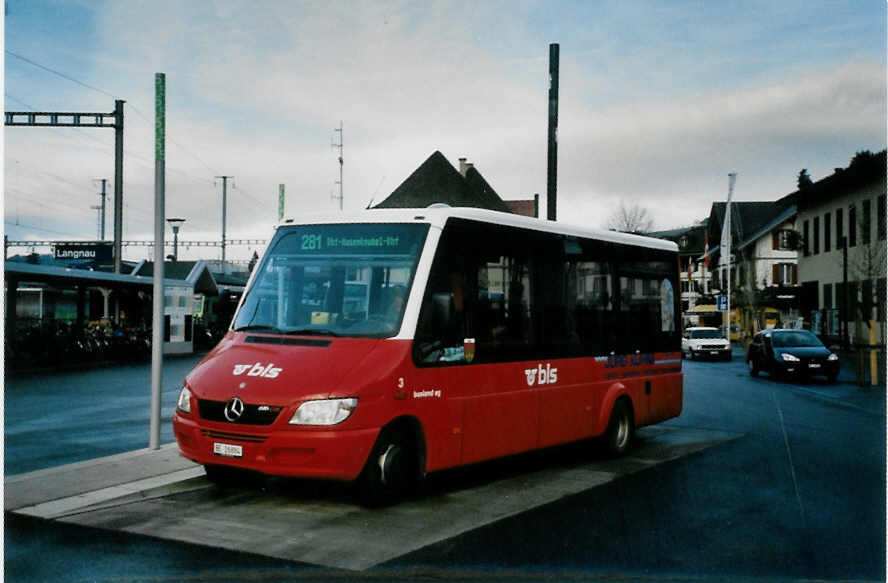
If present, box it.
[150,72,166,450]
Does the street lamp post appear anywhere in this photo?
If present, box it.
[167,218,185,262]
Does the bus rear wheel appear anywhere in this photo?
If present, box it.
[603,399,634,457]
[356,427,420,507]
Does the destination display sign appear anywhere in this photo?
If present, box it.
[54,242,114,262]
[276,224,428,256]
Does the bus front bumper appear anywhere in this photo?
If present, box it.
[173,413,378,481]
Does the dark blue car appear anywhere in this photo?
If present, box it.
[747,329,839,382]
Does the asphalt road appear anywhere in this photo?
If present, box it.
[4,349,885,582]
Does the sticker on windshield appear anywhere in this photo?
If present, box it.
[464,338,476,363]
[660,278,675,332]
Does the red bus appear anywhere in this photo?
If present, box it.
[173,207,683,505]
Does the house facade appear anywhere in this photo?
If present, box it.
[796,151,887,347]
[694,196,800,338]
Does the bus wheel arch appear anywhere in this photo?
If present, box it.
[603,395,635,457]
[356,415,425,507]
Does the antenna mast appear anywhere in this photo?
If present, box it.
[332,121,343,210]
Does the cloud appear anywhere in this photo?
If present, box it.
[557,61,886,229]
[5,1,885,261]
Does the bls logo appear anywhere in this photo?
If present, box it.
[233,362,282,379]
[524,363,558,386]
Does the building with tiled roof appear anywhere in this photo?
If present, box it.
[795,149,886,351]
[373,151,535,215]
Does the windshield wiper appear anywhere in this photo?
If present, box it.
[233,324,282,333]
[284,328,340,337]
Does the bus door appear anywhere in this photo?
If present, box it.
[414,219,539,465]
[534,235,603,447]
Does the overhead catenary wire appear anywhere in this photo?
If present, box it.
[5,188,97,217]
[6,51,223,180]
[6,49,277,253]
[4,220,84,238]
[5,50,118,99]
[6,93,216,187]
[231,183,266,206]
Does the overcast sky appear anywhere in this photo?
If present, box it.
[3,1,886,262]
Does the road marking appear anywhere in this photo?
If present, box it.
[771,389,807,529]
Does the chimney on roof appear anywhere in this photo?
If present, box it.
[459,158,468,177]
[465,162,474,174]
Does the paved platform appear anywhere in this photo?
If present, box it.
[5,425,740,571]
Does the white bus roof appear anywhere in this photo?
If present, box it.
[277,207,678,253]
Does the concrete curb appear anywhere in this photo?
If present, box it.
[5,442,200,512]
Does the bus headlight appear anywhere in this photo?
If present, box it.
[176,386,192,414]
[289,398,358,425]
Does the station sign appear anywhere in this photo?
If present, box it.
[54,242,113,262]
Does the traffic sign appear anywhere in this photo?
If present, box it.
[717,295,728,312]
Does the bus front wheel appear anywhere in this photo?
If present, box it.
[357,427,420,507]
[603,399,634,457]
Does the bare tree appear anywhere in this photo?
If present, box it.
[834,202,886,344]
[605,200,654,234]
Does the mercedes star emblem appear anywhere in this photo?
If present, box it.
[223,397,245,422]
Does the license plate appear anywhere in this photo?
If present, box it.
[809,363,821,369]
[710,351,719,355]
[213,442,243,458]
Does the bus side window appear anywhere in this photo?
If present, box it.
[415,219,536,364]
[566,258,609,356]
[473,253,533,362]
[614,253,680,354]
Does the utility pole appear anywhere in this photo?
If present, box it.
[93,178,107,240]
[332,121,343,210]
[546,43,560,222]
[215,176,233,266]
[113,99,125,273]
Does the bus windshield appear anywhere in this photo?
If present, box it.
[233,223,429,338]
